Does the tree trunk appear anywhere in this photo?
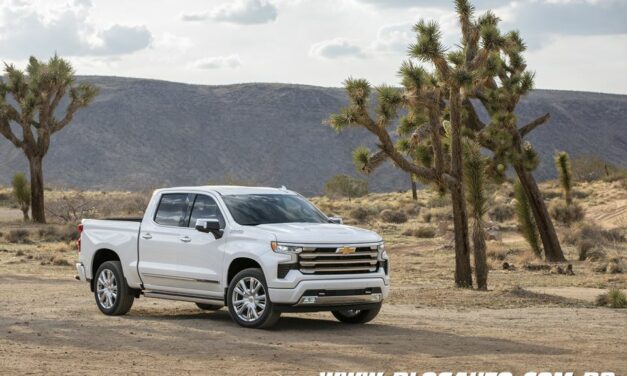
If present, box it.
[450,185,473,288]
[28,155,46,224]
[21,207,29,221]
[472,220,488,290]
[410,175,418,201]
[513,163,565,262]
[449,90,473,288]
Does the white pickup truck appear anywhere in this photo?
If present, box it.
[76,186,389,328]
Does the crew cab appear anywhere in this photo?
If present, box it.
[76,186,389,328]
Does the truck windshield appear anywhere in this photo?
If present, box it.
[222,194,328,226]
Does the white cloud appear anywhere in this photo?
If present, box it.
[189,55,242,69]
[370,23,413,54]
[0,0,152,58]
[310,38,364,59]
[179,11,208,22]
[209,0,278,25]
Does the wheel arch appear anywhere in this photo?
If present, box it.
[91,248,120,291]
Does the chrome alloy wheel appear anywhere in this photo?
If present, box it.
[96,269,118,309]
[232,277,266,322]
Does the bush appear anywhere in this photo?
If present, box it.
[6,229,31,244]
[421,210,432,223]
[38,225,78,242]
[571,154,627,182]
[404,203,421,216]
[380,209,408,224]
[607,288,626,308]
[402,226,436,238]
[549,200,584,225]
[350,207,370,223]
[324,175,368,200]
[488,203,514,222]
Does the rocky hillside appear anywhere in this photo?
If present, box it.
[0,76,625,194]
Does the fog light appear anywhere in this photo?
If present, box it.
[370,293,382,302]
[302,296,317,304]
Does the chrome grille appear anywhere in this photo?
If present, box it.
[298,245,379,275]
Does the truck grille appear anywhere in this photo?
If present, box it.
[297,245,379,275]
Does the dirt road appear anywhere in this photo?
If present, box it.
[1,273,625,375]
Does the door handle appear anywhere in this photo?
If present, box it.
[141,233,152,240]
[179,236,191,243]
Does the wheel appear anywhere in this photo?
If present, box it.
[332,303,382,324]
[94,261,134,316]
[227,268,280,329]
[195,303,222,311]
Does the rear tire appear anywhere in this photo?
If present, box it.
[227,268,280,329]
[94,261,134,315]
[332,303,382,324]
[196,303,222,311]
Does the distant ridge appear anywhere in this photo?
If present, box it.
[1,76,625,194]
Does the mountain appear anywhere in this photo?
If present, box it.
[1,76,626,195]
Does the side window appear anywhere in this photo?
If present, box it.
[154,193,191,227]
[189,195,225,229]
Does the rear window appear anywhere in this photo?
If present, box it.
[154,193,190,227]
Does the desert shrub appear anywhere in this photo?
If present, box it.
[563,222,622,246]
[45,193,97,223]
[488,203,514,222]
[427,195,450,208]
[402,225,436,238]
[430,207,452,221]
[403,203,421,216]
[38,225,78,242]
[6,229,31,243]
[324,175,368,201]
[52,257,71,266]
[607,288,626,308]
[571,154,627,182]
[12,173,30,221]
[421,210,432,223]
[380,209,408,224]
[350,207,370,222]
[549,200,584,225]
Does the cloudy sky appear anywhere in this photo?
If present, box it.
[1,0,626,94]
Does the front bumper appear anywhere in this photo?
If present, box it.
[75,263,86,282]
[268,276,389,306]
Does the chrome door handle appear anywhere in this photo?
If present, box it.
[141,233,152,240]
[179,236,191,243]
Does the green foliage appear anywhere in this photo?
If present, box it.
[375,85,403,124]
[352,146,372,173]
[549,200,584,226]
[344,77,371,107]
[12,172,30,220]
[324,174,368,201]
[607,288,626,308]
[410,20,445,62]
[463,142,487,220]
[555,151,573,203]
[380,209,408,224]
[514,180,542,257]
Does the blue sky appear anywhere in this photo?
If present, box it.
[1,0,626,94]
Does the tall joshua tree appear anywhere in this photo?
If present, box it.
[0,56,98,223]
[327,1,503,288]
[555,151,573,205]
[457,5,566,261]
[464,141,488,290]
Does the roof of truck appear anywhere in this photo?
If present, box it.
[156,185,297,196]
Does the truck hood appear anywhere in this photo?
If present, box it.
[255,222,382,244]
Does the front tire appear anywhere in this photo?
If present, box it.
[227,268,280,329]
[332,303,382,324]
[94,261,134,316]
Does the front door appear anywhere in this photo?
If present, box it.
[138,192,225,298]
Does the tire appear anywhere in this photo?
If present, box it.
[332,303,382,324]
[94,261,134,316]
[227,268,280,329]
[196,303,223,311]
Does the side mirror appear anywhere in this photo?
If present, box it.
[328,216,343,224]
[195,218,223,239]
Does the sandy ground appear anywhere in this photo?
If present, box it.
[0,273,626,375]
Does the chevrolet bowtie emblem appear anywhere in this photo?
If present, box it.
[338,247,355,254]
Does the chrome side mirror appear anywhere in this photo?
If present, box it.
[328,216,343,224]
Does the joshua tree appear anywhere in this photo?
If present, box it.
[463,141,488,289]
[0,55,98,223]
[458,6,566,261]
[555,151,573,205]
[12,173,31,221]
[514,180,542,257]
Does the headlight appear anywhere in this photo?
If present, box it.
[377,242,388,261]
[271,241,303,254]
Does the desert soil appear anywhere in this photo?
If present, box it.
[1,266,626,375]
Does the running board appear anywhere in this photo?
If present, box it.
[144,291,224,306]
